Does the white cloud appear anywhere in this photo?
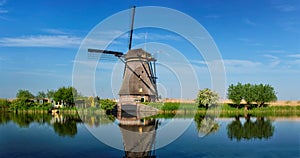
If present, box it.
[270,60,281,67]
[204,15,220,19]
[42,28,70,35]
[288,54,300,58]
[191,59,261,74]
[190,56,300,75]
[237,38,251,42]
[79,30,182,52]
[191,60,207,65]
[275,4,297,12]
[72,59,119,70]
[264,54,278,60]
[0,35,82,47]
[6,68,70,79]
[0,0,8,19]
[0,0,6,6]
[105,31,181,41]
[124,32,181,41]
[244,18,257,26]
[265,50,287,54]
[223,59,261,68]
[0,9,8,13]
[264,54,281,67]
[237,38,263,46]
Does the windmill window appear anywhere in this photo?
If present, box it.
[139,88,143,92]
[142,71,144,73]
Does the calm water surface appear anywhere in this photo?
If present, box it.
[0,112,299,158]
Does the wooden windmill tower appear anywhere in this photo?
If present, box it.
[88,6,158,103]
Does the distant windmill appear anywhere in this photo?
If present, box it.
[88,6,158,103]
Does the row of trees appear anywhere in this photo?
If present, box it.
[228,83,277,107]
[16,89,55,100]
[1,87,116,111]
[195,83,277,109]
[15,87,79,107]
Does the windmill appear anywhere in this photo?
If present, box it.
[88,6,159,103]
[88,8,159,156]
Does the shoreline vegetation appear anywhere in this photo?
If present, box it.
[1,85,299,117]
[0,101,299,117]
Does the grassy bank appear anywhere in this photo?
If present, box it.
[219,104,300,117]
[1,101,300,117]
[146,102,300,117]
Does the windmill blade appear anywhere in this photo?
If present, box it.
[98,53,119,62]
[88,48,124,57]
[128,6,136,50]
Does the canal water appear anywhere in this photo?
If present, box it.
[0,112,299,158]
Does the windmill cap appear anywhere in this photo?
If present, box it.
[125,48,156,61]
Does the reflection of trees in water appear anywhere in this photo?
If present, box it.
[79,112,115,127]
[194,113,219,136]
[0,112,82,137]
[0,112,52,128]
[52,114,81,137]
[227,116,274,141]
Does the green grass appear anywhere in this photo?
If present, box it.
[2,100,300,117]
[145,102,300,117]
[219,104,300,117]
[145,102,198,111]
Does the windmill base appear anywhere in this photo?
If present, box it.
[119,95,156,103]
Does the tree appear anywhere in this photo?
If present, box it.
[227,83,277,108]
[46,89,56,98]
[14,90,36,110]
[36,91,46,99]
[253,84,277,107]
[53,87,78,107]
[243,83,255,105]
[16,89,34,100]
[195,88,219,109]
[227,83,244,107]
[0,99,10,108]
[100,99,116,111]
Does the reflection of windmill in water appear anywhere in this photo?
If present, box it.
[119,116,158,158]
[88,6,159,157]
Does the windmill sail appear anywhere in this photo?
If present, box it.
[128,6,136,50]
[88,49,123,57]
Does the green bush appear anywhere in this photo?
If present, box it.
[196,88,219,108]
[0,98,11,108]
[100,99,116,111]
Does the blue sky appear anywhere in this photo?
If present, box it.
[0,0,299,100]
